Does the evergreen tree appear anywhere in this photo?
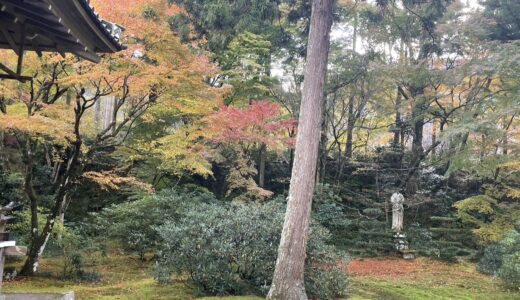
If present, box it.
[482,0,520,41]
[428,215,475,261]
[268,0,333,298]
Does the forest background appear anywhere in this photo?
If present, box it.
[0,0,520,297]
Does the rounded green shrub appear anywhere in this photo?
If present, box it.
[98,186,215,260]
[153,200,348,298]
[478,224,520,289]
[497,252,520,289]
[478,243,504,275]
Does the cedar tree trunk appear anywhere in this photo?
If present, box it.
[267,0,333,299]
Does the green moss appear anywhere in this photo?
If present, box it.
[350,273,518,300]
[200,297,263,300]
[4,252,194,300]
[3,252,519,300]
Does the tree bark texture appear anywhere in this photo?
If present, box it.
[317,94,329,184]
[344,92,355,158]
[267,0,333,299]
[259,143,266,188]
[393,87,402,146]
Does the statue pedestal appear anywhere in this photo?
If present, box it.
[394,233,415,260]
[400,249,416,260]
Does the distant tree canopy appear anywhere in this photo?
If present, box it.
[167,0,281,51]
[482,0,520,41]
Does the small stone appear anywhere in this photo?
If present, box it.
[403,253,415,260]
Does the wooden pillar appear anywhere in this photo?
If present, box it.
[0,247,4,292]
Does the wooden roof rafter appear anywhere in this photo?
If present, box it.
[0,20,31,82]
[0,0,125,82]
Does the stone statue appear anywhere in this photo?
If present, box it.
[391,192,405,233]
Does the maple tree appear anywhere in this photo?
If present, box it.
[203,100,296,148]
[152,99,296,200]
[202,100,296,201]
[0,0,222,275]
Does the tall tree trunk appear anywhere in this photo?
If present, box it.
[94,97,101,131]
[412,121,424,157]
[318,95,329,184]
[393,88,402,146]
[352,4,358,53]
[431,121,437,156]
[394,38,405,147]
[408,87,426,172]
[259,143,266,188]
[317,130,327,184]
[344,92,355,158]
[267,0,333,299]
[345,7,358,158]
[103,96,115,130]
[411,102,425,163]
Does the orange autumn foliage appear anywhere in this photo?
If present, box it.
[202,100,296,149]
[0,0,227,186]
[0,0,225,142]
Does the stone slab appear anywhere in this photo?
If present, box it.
[0,291,74,300]
[402,253,416,260]
[4,246,27,256]
[0,242,15,249]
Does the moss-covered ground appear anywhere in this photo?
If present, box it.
[2,253,518,299]
[347,257,518,300]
